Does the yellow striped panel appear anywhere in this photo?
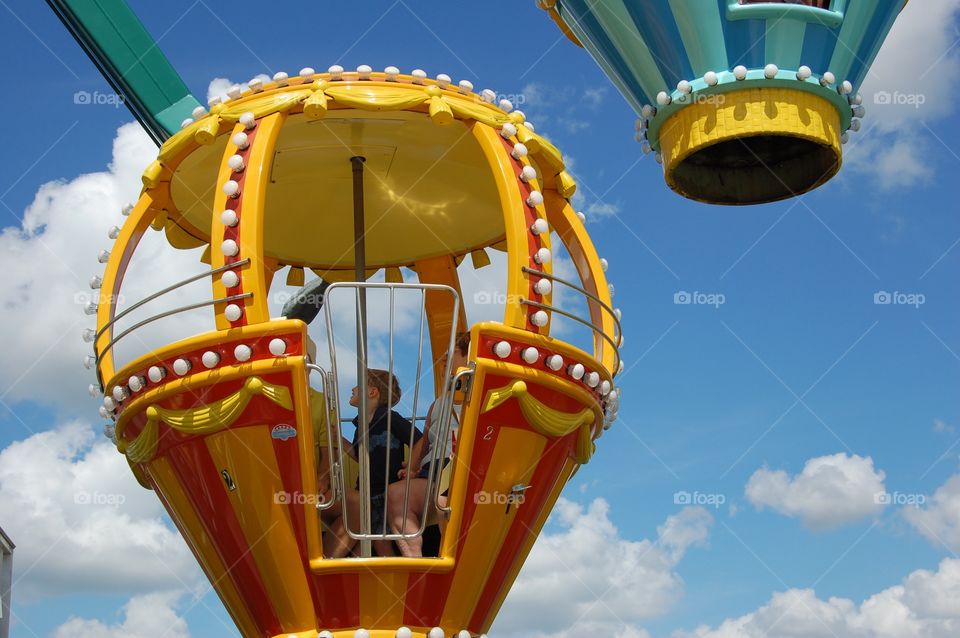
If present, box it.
[440,426,546,627]
[205,426,315,632]
[147,456,261,638]
[359,571,409,629]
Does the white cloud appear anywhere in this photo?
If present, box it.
[52,591,191,638]
[0,121,217,415]
[493,498,712,638]
[586,201,621,220]
[745,453,886,529]
[904,473,960,552]
[206,75,271,103]
[0,421,202,599]
[933,418,954,434]
[846,0,960,189]
[672,558,960,638]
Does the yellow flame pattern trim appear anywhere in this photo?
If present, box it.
[121,376,293,464]
[482,379,595,464]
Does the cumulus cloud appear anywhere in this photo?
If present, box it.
[0,421,203,599]
[672,558,960,638]
[206,75,271,103]
[52,591,191,638]
[904,473,960,552]
[846,0,960,189]
[493,498,712,638]
[745,453,886,529]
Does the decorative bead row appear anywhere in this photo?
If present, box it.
[636,65,866,155]
[220,112,258,327]
[98,336,292,423]
[489,337,614,400]
[317,626,483,638]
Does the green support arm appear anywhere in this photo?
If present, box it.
[47,0,203,145]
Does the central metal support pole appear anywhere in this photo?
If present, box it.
[350,155,372,558]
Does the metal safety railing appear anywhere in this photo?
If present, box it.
[93,259,253,370]
[322,281,462,556]
[521,266,622,375]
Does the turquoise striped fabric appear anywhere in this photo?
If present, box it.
[556,0,903,111]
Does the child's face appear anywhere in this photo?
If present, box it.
[349,383,378,408]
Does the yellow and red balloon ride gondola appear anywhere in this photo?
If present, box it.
[89,67,622,638]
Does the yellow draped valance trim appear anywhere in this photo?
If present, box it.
[120,376,293,464]
[482,380,596,464]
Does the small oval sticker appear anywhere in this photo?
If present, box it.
[271,424,297,441]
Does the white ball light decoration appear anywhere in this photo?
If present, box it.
[600,258,609,272]
[526,191,544,207]
[521,347,540,364]
[99,406,111,419]
[493,341,512,359]
[239,112,256,129]
[103,396,116,411]
[272,71,289,85]
[704,71,718,86]
[180,117,194,129]
[122,203,134,216]
[355,630,371,638]
[520,165,538,183]
[108,225,121,239]
[600,380,612,395]
[411,69,427,84]
[677,79,692,94]
[656,91,671,106]
[546,354,564,371]
[98,249,111,263]
[534,278,552,295]
[481,88,496,103]
[191,105,207,119]
[299,67,315,79]
[530,310,549,327]
[269,338,287,356]
[733,65,748,80]
[112,385,129,402]
[763,63,779,79]
[569,363,585,380]
[201,351,220,368]
[147,365,166,383]
[396,628,413,638]
[248,78,264,92]
[641,104,655,118]
[83,328,96,343]
[797,65,812,80]
[586,371,600,387]
[89,275,102,289]
[820,71,835,86]
[227,154,245,172]
[223,180,240,198]
[436,74,451,88]
[234,344,253,362]
[385,66,400,81]
[221,239,239,257]
[499,98,514,112]
[84,301,98,315]
[576,211,586,223]
[357,64,372,79]
[319,632,334,638]
[511,143,528,160]
[221,270,240,288]
[457,632,471,638]
[220,209,239,227]
[534,247,552,264]
[88,383,100,397]
[852,105,865,118]
[232,132,249,149]
[850,119,861,132]
[458,80,473,94]
[173,358,192,376]
[530,218,548,235]
[839,80,853,95]
[128,375,144,392]
[500,122,518,139]
[328,65,344,80]
[224,304,243,322]
[428,628,445,638]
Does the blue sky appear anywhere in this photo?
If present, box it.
[1,1,959,637]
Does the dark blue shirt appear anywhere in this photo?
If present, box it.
[352,406,422,497]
